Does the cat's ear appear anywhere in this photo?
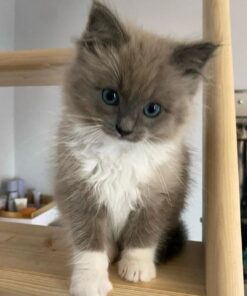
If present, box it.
[171,42,218,76]
[81,1,129,48]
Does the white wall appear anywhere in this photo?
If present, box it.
[14,0,91,50]
[0,1,15,192]
[14,87,62,193]
[14,0,203,240]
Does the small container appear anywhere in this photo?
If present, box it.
[14,198,28,212]
[7,192,19,211]
[32,190,41,208]
[9,191,18,199]
[0,195,7,210]
[3,179,18,194]
[8,196,16,211]
[16,178,26,197]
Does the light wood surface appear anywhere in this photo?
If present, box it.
[203,0,244,295]
[0,48,73,86]
[0,222,205,296]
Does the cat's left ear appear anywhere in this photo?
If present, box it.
[81,1,129,48]
[171,42,218,76]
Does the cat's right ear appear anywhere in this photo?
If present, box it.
[80,1,129,49]
[171,42,218,77]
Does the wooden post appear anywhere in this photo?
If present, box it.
[203,0,244,295]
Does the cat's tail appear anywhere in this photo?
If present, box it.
[156,220,187,263]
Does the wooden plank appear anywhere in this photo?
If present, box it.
[203,0,244,296]
[0,48,73,86]
[0,222,205,296]
[0,48,73,70]
[0,269,201,296]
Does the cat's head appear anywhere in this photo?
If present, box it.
[65,1,217,144]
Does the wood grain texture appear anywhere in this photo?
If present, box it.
[0,48,73,86]
[0,222,205,296]
[203,0,244,295]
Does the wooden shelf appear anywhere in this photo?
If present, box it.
[0,48,73,86]
[0,222,205,296]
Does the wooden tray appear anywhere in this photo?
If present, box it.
[0,195,55,219]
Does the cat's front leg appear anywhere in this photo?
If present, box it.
[57,192,112,296]
[70,250,112,296]
[118,202,164,283]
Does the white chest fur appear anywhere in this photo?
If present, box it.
[73,131,175,239]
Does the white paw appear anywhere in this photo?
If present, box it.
[118,248,156,282]
[70,250,112,296]
[70,269,112,296]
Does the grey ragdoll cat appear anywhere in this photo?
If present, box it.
[55,2,216,296]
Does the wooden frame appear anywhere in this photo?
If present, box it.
[0,48,73,86]
[203,0,244,295]
[0,0,244,295]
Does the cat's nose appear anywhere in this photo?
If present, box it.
[115,124,133,137]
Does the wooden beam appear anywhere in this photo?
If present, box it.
[0,48,73,86]
[203,0,244,295]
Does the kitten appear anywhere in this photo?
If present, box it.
[55,2,217,296]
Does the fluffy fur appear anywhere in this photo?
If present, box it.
[55,2,217,296]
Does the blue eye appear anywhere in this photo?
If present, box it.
[102,88,119,105]
[143,103,161,118]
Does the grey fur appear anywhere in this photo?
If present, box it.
[120,147,190,255]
